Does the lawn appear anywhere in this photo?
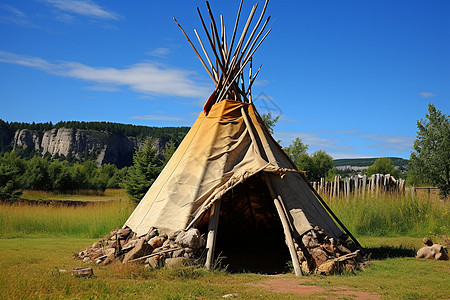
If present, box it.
[0,191,448,299]
[0,236,448,299]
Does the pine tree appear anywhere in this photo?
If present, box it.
[122,137,163,202]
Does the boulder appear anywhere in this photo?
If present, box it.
[416,244,449,260]
[145,256,162,268]
[123,239,153,263]
[175,228,205,249]
[101,253,117,265]
[103,247,115,257]
[123,239,139,250]
[144,227,159,242]
[165,257,187,267]
[316,260,336,275]
[148,236,165,248]
[117,227,132,239]
[309,248,328,268]
[172,248,185,258]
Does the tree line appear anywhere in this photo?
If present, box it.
[0,137,176,202]
[0,119,190,139]
[1,103,448,201]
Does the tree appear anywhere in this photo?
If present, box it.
[284,138,334,181]
[309,150,334,181]
[366,157,399,178]
[162,140,177,166]
[0,151,25,201]
[22,156,51,190]
[410,103,450,197]
[122,137,163,201]
[284,137,308,166]
[261,112,279,134]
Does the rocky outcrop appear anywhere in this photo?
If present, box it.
[14,129,42,152]
[1,127,169,167]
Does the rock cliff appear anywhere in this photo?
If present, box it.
[2,127,167,168]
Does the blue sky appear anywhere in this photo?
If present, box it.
[1,0,449,159]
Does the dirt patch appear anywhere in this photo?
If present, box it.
[251,278,381,299]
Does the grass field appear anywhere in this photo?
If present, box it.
[0,190,449,299]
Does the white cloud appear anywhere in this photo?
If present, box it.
[0,4,26,18]
[44,0,119,20]
[131,115,185,122]
[83,85,121,92]
[0,50,211,99]
[147,48,171,57]
[253,79,269,86]
[0,4,37,28]
[420,92,437,98]
[274,131,355,153]
[360,134,414,152]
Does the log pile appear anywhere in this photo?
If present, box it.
[77,225,365,275]
[296,226,366,275]
[77,227,206,268]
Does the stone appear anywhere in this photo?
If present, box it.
[416,244,449,260]
[309,248,329,268]
[301,260,312,274]
[145,256,162,268]
[95,255,108,264]
[101,253,116,265]
[172,248,185,258]
[117,227,132,239]
[123,239,153,263]
[222,293,239,298]
[103,247,115,257]
[165,257,186,267]
[144,227,159,242]
[123,239,139,250]
[168,230,182,241]
[175,228,205,250]
[72,267,94,278]
[316,260,336,275]
[87,248,103,259]
[148,236,165,248]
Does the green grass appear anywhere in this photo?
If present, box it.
[0,236,448,299]
[0,198,135,238]
[21,188,127,202]
[0,191,449,298]
[327,193,449,237]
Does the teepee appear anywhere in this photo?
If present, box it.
[124,0,363,276]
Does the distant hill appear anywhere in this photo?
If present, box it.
[333,157,409,172]
[0,119,189,167]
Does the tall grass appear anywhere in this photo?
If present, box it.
[327,193,449,237]
[0,199,136,238]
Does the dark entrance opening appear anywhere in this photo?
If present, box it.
[204,173,291,274]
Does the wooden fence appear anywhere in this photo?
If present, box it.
[310,174,406,198]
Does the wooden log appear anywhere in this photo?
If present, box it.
[263,174,302,276]
[127,247,183,263]
[173,17,217,85]
[273,196,302,276]
[205,199,221,270]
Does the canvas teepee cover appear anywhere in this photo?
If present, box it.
[125,100,344,241]
[124,0,362,276]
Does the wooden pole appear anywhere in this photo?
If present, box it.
[273,196,302,276]
[205,199,221,270]
[263,174,302,276]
